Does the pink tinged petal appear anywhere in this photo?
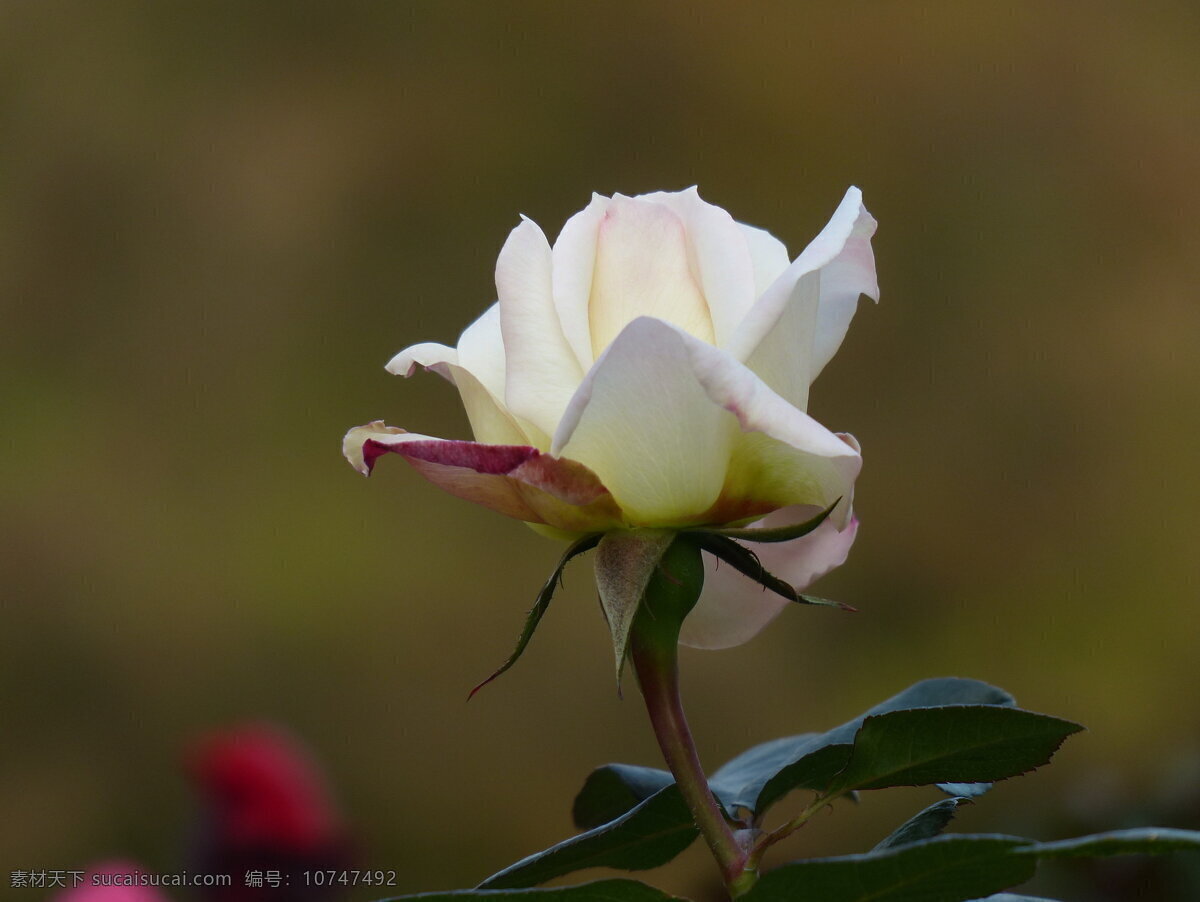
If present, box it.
[552,192,609,370]
[343,422,623,533]
[679,509,859,649]
[588,196,715,357]
[552,317,736,526]
[496,217,585,438]
[728,187,879,404]
[635,188,758,348]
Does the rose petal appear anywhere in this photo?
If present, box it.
[384,309,540,451]
[551,192,609,370]
[728,187,879,408]
[387,301,508,403]
[343,422,623,533]
[552,317,736,526]
[678,509,859,649]
[739,222,791,298]
[588,195,715,356]
[496,217,584,439]
[554,317,860,528]
[384,340,457,382]
[447,364,532,447]
[637,187,758,348]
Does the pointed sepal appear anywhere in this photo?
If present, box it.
[692,532,856,611]
[594,530,676,689]
[469,533,601,699]
[689,500,839,543]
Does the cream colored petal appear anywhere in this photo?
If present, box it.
[385,341,457,381]
[551,192,609,370]
[554,317,860,529]
[739,222,791,298]
[553,317,734,526]
[679,510,859,649]
[456,301,508,400]
[496,217,584,439]
[635,188,758,348]
[728,187,879,406]
[447,364,529,447]
[588,196,715,357]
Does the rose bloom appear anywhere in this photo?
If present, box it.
[345,188,877,648]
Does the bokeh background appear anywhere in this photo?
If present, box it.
[3,2,1198,899]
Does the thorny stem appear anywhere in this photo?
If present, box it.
[743,791,840,873]
[629,623,757,896]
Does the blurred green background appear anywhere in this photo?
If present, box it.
[3,2,1198,898]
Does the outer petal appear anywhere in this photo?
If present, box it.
[587,195,715,356]
[637,188,758,348]
[387,302,508,402]
[728,187,879,407]
[679,508,859,649]
[552,317,735,526]
[496,217,584,438]
[343,422,623,533]
[554,317,860,528]
[384,341,457,382]
[386,309,537,451]
[551,192,609,370]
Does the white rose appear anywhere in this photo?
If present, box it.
[345,187,878,648]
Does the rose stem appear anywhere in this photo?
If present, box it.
[629,618,756,896]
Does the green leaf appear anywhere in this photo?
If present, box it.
[469,534,600,699]
[744,834,1037,901]
[712,678,1017,816]
[827,706,1083,794]
[746,828,1200,902]
[690,532,855,610]
[687,500,838,543]
[874,797,972,851]
[476,786,698,889]
[1019,827,1200,858]
[572,764,675,830]
[381,878,685,900]
[594,530,675,688]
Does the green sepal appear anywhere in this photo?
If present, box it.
[476,786,698,889]
[469,533,600,699]
[594,530,677,691]
[379,877,685,900]
[687,499,839,543]
[690,532,856,611]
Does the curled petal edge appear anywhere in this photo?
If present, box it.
[343,422,624,534]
